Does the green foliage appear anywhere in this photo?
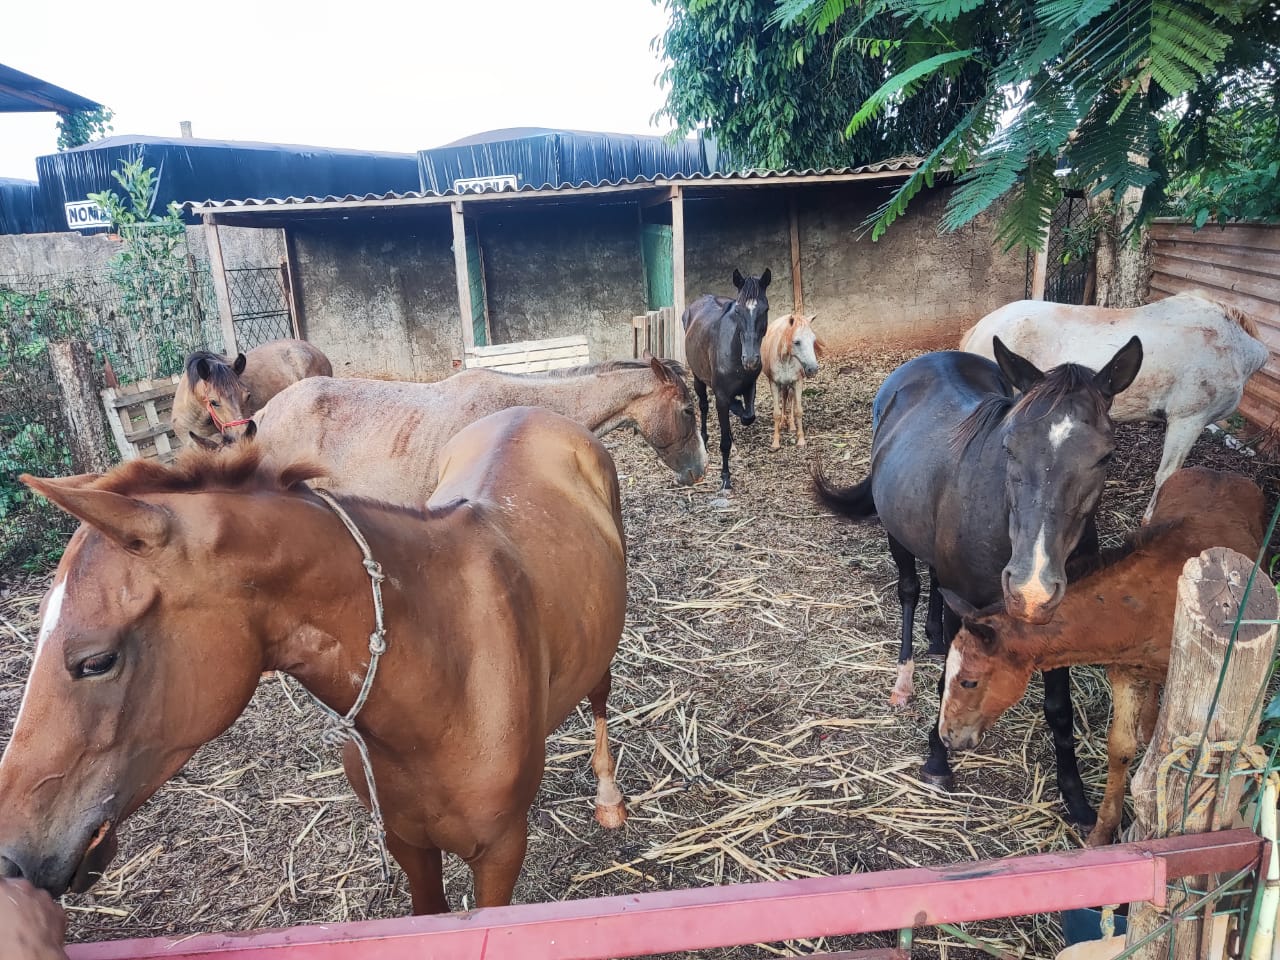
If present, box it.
[55,106,114,150]
[654,0,996,170]
[90,156,203,378]
[776,0,1279,247]
[1162,64,1280,226]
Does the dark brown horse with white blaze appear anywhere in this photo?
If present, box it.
[171,339,331,447]
[683,268,772,490]
[813,338,1143,826]
[0,406,628,914]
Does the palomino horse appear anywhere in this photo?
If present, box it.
[683,268,772,490]
[0,407,628,913]
[252,357,706,502]
[961,292,1268,521]
[761,314,822,449]
[813,337,1143,825]
[171,339,331,446]
[939,467,1265,845]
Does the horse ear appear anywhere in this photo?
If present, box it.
[938,586,980,620]
[21,475,171,556]
[964,619,999,650]
[732,269,745,290]
[641,349,654,361]
[649,356,674,384]
[242,419,258,441]
[787,314,797,328]
[992,336,1044,393]
[759,268,771,289]
[233,353,247,376]
[188,432,223,452]
[1093,335,1143,401]
[195,357,212,382]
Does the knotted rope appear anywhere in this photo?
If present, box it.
[307,487,391,881]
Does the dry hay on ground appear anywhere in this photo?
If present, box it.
[1,347,1276,959]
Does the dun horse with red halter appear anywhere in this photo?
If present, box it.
[0,405,628,914]
[938,466,1265,846]
[171,339,331,448]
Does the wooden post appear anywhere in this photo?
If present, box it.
[1125,547,1279,960]
[789,193,803,314]
[48,340,115,473]
[671,187,687,365]
[282,227,306,338]
[452,201,475,355]
[1031,246,1049,301]
[204,218,237,356]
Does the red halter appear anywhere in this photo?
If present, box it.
[206,400,252,433]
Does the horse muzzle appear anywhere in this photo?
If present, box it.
[1001,568,1065,625]
[741,357,761,372]
[940,728,983,752]
[802,362,819,377]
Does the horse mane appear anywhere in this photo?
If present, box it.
[91,443,324,497]
[735,275,767,304]
[184,350,241,391]
[949,363,1108,455]
[519,357,692,396]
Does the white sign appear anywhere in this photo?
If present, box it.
[65,200,111,230]
[452,174,519,194]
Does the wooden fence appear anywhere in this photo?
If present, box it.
[631,307,683,362]
[1148,220,1280,429]
[100,375,183,464]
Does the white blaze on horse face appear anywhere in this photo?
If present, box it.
[4,577,67,758]
[745,299,758,313]
[940,645,962,723]
[1048,415,1075,452]
[1014,527,1055,608]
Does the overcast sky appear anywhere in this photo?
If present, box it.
[1,0,674,180]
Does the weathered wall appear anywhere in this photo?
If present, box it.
[476,202,644,361]
[290,215,459,380]
[685,192,791,309]
[795,184,1022,350]
[0,225,283,277]
[1149,220,1280,428]
[682,183,1023,351]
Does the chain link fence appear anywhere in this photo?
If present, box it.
[0,228,223,574]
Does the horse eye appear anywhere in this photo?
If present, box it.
[74,652,119,679]
[209,400,221,408]
[959,679,978,689]
[793,339,802,347]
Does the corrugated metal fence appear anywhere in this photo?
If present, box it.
[1149,219,1280,429]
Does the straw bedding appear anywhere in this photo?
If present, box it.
[1,347,1276,959]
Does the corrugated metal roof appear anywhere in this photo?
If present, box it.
[186,158,932,214]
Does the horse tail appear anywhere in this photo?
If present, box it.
[810,459,876,520]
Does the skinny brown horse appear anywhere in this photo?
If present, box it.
[253,357,707,502]
[939,467,1265,845]
[171,339,331,446]
[0,406,628,913]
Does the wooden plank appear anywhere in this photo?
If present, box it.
[1152,222,1280,252]
[1152,242,1280,284]
[452,201,474,353]
[1149,275,1280,326]
[282,226,306,337]
[1152,252,1280,305]
[204,220,237,356]
[789,193,803,314]
[466,335,589,357]
[108,380,182,409]
[671,187,687,365]
[466,346,591,368]
[123,421,180,444]
[66,832,1267,960]
[98,387,138,461]
[1031,247,1048,300]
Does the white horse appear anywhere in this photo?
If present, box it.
[961,291,1269,521]
[761,313,822,449]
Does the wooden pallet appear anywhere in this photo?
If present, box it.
[631,306,682,361]
[100,374,183,463]
[464,334,590,373]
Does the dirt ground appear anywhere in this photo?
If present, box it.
[1,347,1277,959]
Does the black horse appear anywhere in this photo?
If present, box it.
[683,268,771,490]
[814,337,1143,825]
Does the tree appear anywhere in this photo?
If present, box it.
[56,106,114,150]
[776,0,1279,259]
[653,0,998,170]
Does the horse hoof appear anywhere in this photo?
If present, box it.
[595,802,627,830]
[918,768,955,792]
[770,441,780,451]
[740,415,756,426]
[888,690,914,710]
[1067,806,1099,828]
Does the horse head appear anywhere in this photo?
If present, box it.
[0,459,275,896]
[730,268,771,371]
[638,356,707,485]
[991,335,1142,623]
[934,590,1035,751]
[185,351,255,442]
[786,314,821,377]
